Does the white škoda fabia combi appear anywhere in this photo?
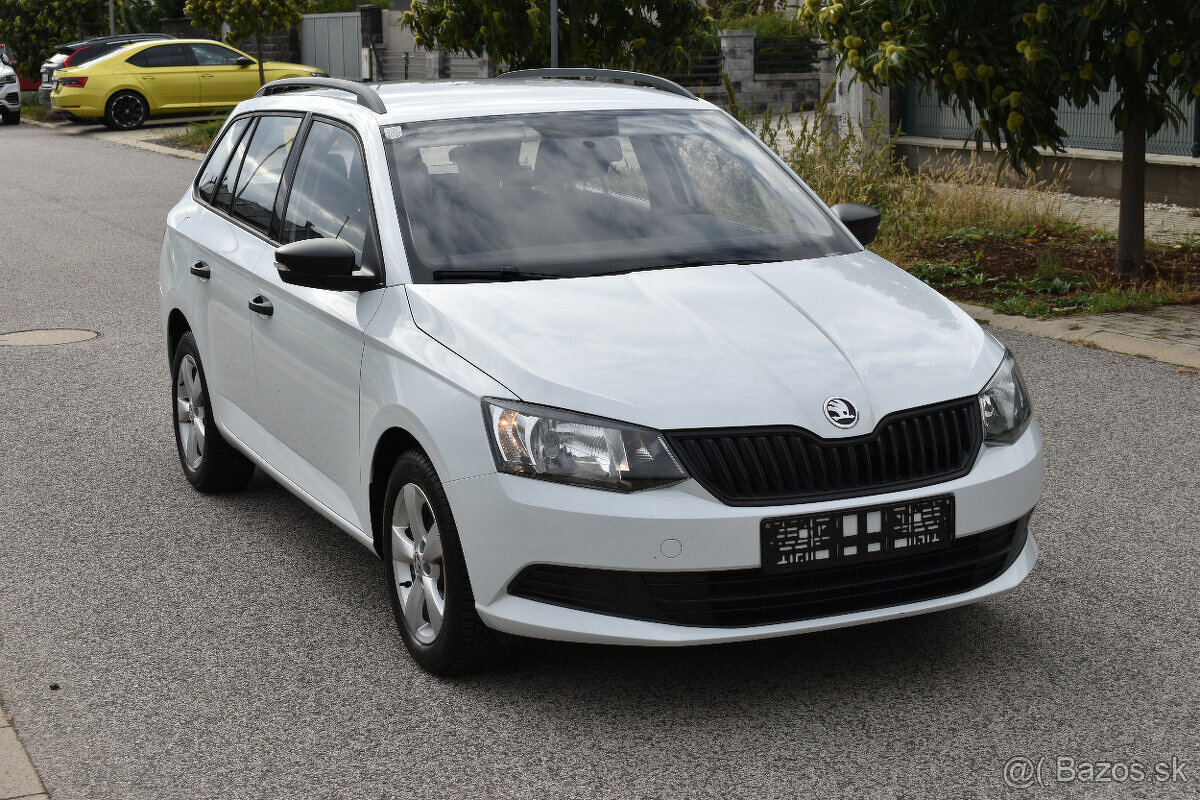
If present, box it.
[159,71,1042,675]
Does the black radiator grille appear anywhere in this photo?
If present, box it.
[666,397,983,506]
[509,517,1027,628]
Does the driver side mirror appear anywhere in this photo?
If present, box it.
[235,56,253,67]
[275,238,378,291]
[830,203,882,247]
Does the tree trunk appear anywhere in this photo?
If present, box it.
[256,28,266,87]
[1116,109,1146,279]
[567,0,581,66]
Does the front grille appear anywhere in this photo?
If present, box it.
[509,516,1027,628]
[666,397,983,506]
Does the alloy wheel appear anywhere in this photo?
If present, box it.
[390,482,446,644]
[111,94,145,128]
[175,354,207,471]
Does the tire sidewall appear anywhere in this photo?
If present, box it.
[382,452,475,672]
[171,332,211,489]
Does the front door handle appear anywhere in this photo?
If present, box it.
[248,295,274,317]
[190,260,211,279]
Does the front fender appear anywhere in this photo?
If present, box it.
[359,287,513,538]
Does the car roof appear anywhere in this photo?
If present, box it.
[247,79,717,127]
[56,33,173,53]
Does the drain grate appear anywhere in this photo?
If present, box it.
[0,329,99,346]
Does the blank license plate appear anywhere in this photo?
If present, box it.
[761,495,955,576]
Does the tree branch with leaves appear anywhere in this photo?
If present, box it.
[184,0,307,85]
[800,0,1200,278]
[403,0,717,75]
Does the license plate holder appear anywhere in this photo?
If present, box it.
[761,495,955,576]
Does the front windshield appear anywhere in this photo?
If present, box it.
[384,109,857,282]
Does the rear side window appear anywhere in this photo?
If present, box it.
[190,44,244,67]
[280,120,375,268]
[64,45,99,66]
[227,115,301,235]
[196,117,251,205]
[128,44,191,68]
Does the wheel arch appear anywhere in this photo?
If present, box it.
[369,426,427,555]
[167,308,191,363]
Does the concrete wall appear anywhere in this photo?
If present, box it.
[895,136,1200,208]
[382,9,417,54]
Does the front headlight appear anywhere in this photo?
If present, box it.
[979,350,1032,445]
[483,399,688,491]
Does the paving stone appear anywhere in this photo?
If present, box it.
[0,727,44,800]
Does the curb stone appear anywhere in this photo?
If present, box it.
[22,117,205,161]
[957,302,1200,369]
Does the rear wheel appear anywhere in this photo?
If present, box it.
[171,331,255,493]
[104,90,147,130]
[383,450,510,675]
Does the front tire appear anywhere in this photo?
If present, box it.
[104,90,147,130]
[383,450,508,675]
[171,331,255,493]
[0,108,17,125]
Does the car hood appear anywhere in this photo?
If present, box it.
[405,251,1004,434]
[264,61,319,73]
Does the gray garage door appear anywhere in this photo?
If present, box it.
[301,12,362,80]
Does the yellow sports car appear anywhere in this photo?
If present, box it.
[51,38,327,129]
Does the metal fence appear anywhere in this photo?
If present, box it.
[901,85,1200,158]
[753,37,820,75]
[662,50,723,88]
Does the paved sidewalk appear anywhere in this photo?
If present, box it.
[1053,196,1200,244]
[0,696,46,800]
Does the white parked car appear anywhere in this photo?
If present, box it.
[159,72,1042,675]
[0,52,19,125]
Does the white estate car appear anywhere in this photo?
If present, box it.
[159,72,1042,675]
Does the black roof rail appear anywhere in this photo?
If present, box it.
[254,77,387,114]
[496,68,698,101]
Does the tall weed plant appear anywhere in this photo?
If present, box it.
[725,81,1069,264]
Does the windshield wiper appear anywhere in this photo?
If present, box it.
[430,266,563,282]
[612,256,787,275]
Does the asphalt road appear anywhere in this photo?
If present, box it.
[1,122,1198,800]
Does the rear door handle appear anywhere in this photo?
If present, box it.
[248,295,274,317]
[190,260,210,279]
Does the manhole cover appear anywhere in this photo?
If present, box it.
[0,329,99,346]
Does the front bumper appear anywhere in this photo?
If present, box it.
[446,419,1043,644]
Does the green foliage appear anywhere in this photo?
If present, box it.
[716,8,807,36]
[0,0,108,79]
[161,116,227,151]
[402,0,717,73]
[121,0,160,32]
[798,1,1200,174]
[185,0,307,83]
[21,91,53,120]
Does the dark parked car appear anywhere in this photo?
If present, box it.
[39,33,173,108]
